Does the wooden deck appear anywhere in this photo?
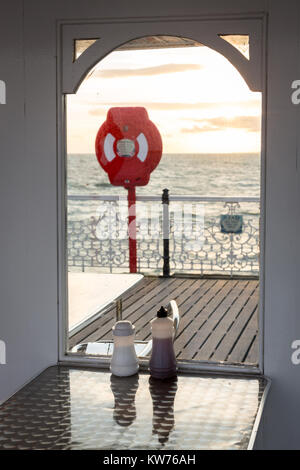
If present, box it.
[69,277,259,366]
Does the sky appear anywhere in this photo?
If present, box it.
[66,42,262,154]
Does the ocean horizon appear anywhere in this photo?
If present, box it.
[67,152,261,199]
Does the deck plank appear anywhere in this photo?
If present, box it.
[69,277,259,365]
[211,286,259,363]
[86,278,188,343]
[244,334,259,364]
[117,278,192,342]
[227,306,259,364]
[192,281,257,361]
[175,280,239,359]
[136,278,205,340]
[174,280,227,355]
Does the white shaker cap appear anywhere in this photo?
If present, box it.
[112,320,135,336]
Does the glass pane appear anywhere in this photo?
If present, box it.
[74,39,99,61]
[219,35,250,59]
[66,35,261,368]
[117,35,200,51]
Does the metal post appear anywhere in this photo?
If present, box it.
[116,299,122,322]
[127,186,137,273]
[162,188,170,277]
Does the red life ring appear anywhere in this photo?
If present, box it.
[95,107,162,188]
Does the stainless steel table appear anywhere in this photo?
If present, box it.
[0,366,269,450]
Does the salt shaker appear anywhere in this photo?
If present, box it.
[110,321,139,377]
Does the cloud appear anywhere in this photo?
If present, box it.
[181,115,260,133]
[93,63,203,78]
[88,108,107,117]
[89,100,261,116]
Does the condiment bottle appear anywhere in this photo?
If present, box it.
[110,321,139,377]
[149,306,177,379]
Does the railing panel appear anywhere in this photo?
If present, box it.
[169,200,259,276]
[67,194,259,276]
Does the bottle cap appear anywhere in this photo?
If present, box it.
[157,306,168,318]
[112,320,135,336]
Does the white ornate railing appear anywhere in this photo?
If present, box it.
[67,192,260,276]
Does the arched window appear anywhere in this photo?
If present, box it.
[58,19,265,374]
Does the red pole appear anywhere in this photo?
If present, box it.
[127,186,137,273]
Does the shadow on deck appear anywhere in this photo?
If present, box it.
[69,277,259,366]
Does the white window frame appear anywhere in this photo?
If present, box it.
[57,13,267,375]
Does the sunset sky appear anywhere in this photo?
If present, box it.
[66,43,262,154]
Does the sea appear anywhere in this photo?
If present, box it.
[67,153,260,220]
[67,153,260,198]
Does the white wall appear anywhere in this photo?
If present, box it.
[0,1,58,403]
[0,0,300,448]
[254,0,300,449]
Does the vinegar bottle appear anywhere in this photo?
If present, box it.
[149,306,177,379]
